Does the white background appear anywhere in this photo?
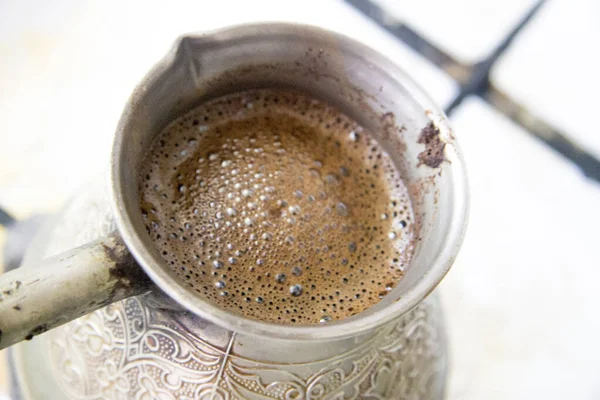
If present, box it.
[1,1,599,398]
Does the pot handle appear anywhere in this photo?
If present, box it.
[0,233,152,350]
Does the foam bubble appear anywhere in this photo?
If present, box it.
[140,88,414,325]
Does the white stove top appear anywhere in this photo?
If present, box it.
[1,1,599,398]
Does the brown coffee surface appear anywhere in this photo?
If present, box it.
[140,89,414,325]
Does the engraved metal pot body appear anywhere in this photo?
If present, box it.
[8,23,468,399]
[13,185,449,399]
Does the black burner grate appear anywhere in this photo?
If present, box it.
[346,0,600,182]
[1,3,599,262]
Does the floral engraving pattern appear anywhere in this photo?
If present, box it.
[46,296,446,400]
[29,183,447,399]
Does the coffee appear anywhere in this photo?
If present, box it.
[139,89,414,325]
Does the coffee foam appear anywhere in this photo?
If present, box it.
[140,89,414,325]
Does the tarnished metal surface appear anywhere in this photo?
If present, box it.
[111,23,468,342]
[0,234,150,350]
[14,185,448,399]
[46,295,446,399]
[7,23,468,399]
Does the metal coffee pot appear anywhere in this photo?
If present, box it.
[0,24,468,399]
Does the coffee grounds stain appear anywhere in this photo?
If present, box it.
[25,324,49,341]
[13,305,21,311]
[417,122,446,168]
[102,235,151,303]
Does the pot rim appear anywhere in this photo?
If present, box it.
[111,22,469,341]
